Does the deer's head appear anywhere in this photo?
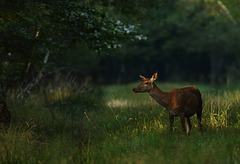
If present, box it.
[132,72,157,93]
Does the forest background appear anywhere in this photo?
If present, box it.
[1,0,240,91]
[1,0,240,163]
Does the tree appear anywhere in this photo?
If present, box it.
[0,0,145,124]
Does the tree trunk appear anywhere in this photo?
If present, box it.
[0,80,11,126]
[210,53,217,86]
[210,53,226,85]
[16,50,50,101]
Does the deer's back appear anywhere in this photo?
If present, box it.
[168,86,202,115]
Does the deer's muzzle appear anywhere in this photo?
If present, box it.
[132,88,137,93]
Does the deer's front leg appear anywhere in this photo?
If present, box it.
[169,113,174,133]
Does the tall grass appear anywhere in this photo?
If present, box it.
[1,81,101,163]
[203,89,240,128]
[81,82,240,163]
[1,81,240,163]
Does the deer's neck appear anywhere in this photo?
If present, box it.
[149,83,170,108]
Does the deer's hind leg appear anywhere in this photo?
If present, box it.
[197,111,203,134]
[185,117,192,136]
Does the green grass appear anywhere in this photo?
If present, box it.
[1,81,240,163]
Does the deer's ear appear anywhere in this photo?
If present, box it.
[150,72,157,82]
[139,74,146,81]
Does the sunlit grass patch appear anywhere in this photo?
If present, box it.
[43,81,94,102]
[107,99,129,108]
[203,89,240,128]
[204,95,232,127]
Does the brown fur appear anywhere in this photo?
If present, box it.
[133,72,203,135]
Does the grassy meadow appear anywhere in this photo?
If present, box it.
[1,81,240,163]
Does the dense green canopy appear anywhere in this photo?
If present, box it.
[0,0,144,95]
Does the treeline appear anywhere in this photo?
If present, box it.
[59,0,240,84]
[99,0,240,84]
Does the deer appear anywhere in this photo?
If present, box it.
[132,72,203,136]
